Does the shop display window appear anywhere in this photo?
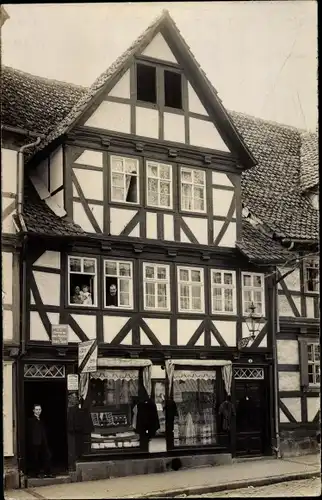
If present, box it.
[89,369,140,451]
[172,369,217,447]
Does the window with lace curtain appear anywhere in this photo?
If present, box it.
[146,161,172,209]
[211,270,236,314]
[180,167,206,213]
[241,272,265,315]
[110,155,139,204]
[143,263,170,311]
[178,266,204,313]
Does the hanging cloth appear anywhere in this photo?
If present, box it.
[185,412,196,445]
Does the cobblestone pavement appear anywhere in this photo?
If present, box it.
[178,477,321,497]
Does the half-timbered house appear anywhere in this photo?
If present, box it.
[1,9,319,487]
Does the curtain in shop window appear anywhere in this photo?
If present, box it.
[97,358,152,397]
[222,364,232,396]
[79,372,90,401]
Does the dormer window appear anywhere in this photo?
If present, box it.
[305,258,319,293]
[136,62,183,110]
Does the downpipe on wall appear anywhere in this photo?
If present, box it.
[272,277,281,458]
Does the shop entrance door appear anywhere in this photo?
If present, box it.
[24,379,68,475]
[235,373,269,457]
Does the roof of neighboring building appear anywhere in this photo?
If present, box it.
[299,131,319,192]
[22,178,85,236]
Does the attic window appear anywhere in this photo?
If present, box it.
[164,70,182,109]
[137,63,156,104]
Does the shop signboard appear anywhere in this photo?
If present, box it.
[67,374,79,391]
[51,325,68,345]
[78,339,98,373]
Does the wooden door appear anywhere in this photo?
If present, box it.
[235,378,268,456]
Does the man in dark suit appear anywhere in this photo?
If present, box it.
[27,404,53,478]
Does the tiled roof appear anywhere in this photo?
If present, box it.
[1,65,86,135]
[230,111,319,241]
[23,178,85,236]
[237,220,296,264]
[299,131,319,192]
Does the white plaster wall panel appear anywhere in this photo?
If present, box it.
[152,365,165,379]
[45,196,66,218]
[277,340,299,365]
[1,148,17,194]
[73,202,96,233]
[212,172,234,187]
[281,397,301,422]
[73,183,78,197]
[67,325,82,343]
[281,295,301,317]
[141,33,177,63]
[278,267,301,291]
[108,70,130,99]
[136,107,159,139]
[307,397,320,422]
[33,271,60,306]
[213,321,236,347]
[30,291,35,305]
[189,117,230,152]
[180,228,190,243]
[210,335,220,347]
[103,315,130,343]
[279,408,289,423]
[74,150,103,168]
[278,372,300,391]
[177,319,202,345]
[214,220,236,247]
[128,224,140,237]
[140,328,153,345]
[71,314,96,340]
[120,331,132,345]
[34,250,61,270]
[50,147,63,193]
[146,212,158,239]
[163,214,174,241]
[89,204,104,232]
[30,311,49,341]
[258,335,267,348]
[213,189,235,217]
[164,113,185,143]
[74,169,103,201]
[85,101,131,134]
[2,310,13,341]
[3,361,14,456]
[110,208,137,235]
[50,190,65,211]
[278,295,296,317]
[144,318,170,345]
[195,332,205,346]
[2,251,13,304]
[2,198,16,234]
[47,312,60,328]
[306,297,315,318]
[182,217,208,245]
[188,83,208,116]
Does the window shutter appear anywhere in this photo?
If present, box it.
[299,339,309,388]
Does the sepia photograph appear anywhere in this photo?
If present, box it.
[1,1,319,498]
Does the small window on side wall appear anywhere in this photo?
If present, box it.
[68,257,97,306]
[137,63,156,104]
[304,258,319,293]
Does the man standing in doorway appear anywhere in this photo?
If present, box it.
[28,404,53,478]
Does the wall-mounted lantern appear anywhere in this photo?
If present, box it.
[238,302,263,349]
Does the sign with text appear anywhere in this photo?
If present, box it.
[78,339,98,373]
[51,325,68,345]
[67,374,79,391]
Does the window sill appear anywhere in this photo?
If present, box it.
[109,200,141,208]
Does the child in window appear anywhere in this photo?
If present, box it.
[80,285,92,305]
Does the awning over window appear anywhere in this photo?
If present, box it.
[166,359,232,396]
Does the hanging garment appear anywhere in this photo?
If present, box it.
[135,399,160,439]
[218,400,236,432]
[185,412,196,445]
[132,404,138,429]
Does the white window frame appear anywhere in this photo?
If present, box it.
[143,263,170,311]
[104,259,133,309]
[304,258,319,293]
[177,266,205,313]
[68,256,97,307]
[180,167,206,213]
[110,155,140,204]
[241,272,265,316]
[211,270,237,315]
[146,160,173,209]
[308,342,320,387]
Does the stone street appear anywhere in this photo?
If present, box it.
[179,477,321,497]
